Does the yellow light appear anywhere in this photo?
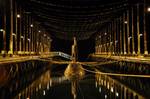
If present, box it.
[21,36,24,38]
[12,33,16,36]
[43,90,46,96]
[99,87,102,93]
[105,95,107,99]
[0,29,4,32]
[116,92,119,97]
[17,14,21,18]
[124,21,127,24]
[147,7,150,12]
[111,87,114,92]
[30,24,33,27]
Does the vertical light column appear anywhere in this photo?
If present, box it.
[114,20,116,55]
[41,34,43,53]
[29,16,32,54]
[127,10,130,54]
[120,86,123,99]
[110,22,113,55]
[37,30,40,54]
[95,39,97,54]
[113,82,116,99]
[120,16,123,54]
[109,23,112,55]
[99,35,102,54]
[43,33,45,53]
[0,0,6,56]
[28,15,30,54]
[19,7,22,54]
[0,29,6,55]
[143,0,148,55]
[33,25,36,54]
[31,19,34,54]
[124,87,127,99]
[123,12,127,54]
[112,21,114,54]
[131,7,136,54]
[8,0,14,55]
[25,13,29,54]
[49,38,52,52]
[137,4,141,55]
[105,28,108,54]
[47,37,50,53]
[14,1,18,54]
[22,10,25,54]
[116,19,118,55]
[35,25,37,54]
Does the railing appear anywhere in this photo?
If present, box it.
[49,52,72,60]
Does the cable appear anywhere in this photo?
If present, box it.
[80,61,117,67]
[81,67,150,78]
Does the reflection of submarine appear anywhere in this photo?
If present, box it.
[64,37,85,81]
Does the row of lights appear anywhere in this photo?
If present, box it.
[97,5,150,38]
[16,14,46,36]
[22,79,53,99]
[96,80,119,99]
[17,14,34,28]
[98,86,119,99]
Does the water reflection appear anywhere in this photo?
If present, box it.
[14,69,68,99]
[0,62,149,99]
[64,62,85,99]
[95,69,145,99]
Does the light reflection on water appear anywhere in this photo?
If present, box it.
[0,63,149,99]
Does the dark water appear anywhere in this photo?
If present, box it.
[0,62,149,99]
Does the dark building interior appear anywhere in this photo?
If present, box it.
[0,0,150,99]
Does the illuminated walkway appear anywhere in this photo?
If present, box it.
[0,52,72,64]
[91,54,150,64]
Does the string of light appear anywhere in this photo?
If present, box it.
[82,68,150,78]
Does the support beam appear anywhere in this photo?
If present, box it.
[132,7,136,54]
[114,20,116,55]
[123,12,127,54]
[14,1,18,54]
[127,10,130,54]
[137,4,141,55]
[0,2,7,56]
[120,16,123,54]
[8,0,14,56]
[112,21,115,54]
[143,0,148,55]
[109,23,112,55]
[19,7,22,54]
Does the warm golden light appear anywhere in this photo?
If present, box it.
[124,21,127,24]
[30,24,33,27]
[64,63,85,81]
[12,33,16,36]
[147,7,150,12]
[21,36,24,39]
[0,29,4,32]
[17,14,21,18]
